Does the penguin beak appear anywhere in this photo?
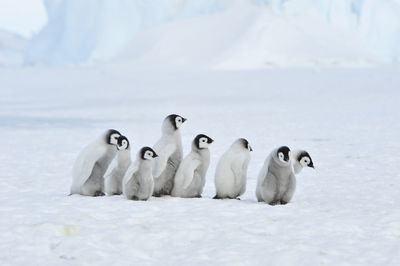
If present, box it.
[249,146,253,152]
[182,118,187,123]
[208,138,214,144]
[309,162,314,169]
[153,153,159,158]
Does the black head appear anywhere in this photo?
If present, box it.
[140,146,158,160]
[238,138,253,152]
[106,129,121,146]
[117,135,129,150]
[194,134,214,149]
[298,151,314,168]
[166,114,187,130]
[277,146,290,163]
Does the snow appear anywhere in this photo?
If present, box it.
[23,0,400,67]
[0,30,27,66]
[1,65,399,265]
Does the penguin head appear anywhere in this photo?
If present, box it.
[237,138,253,152]
[277,146,291,163]
[117,136,130,150]
[106,129,121,146]
[194,134,214,149]
[164,114,187,131]
[140,147,158,160]
[298,151,314,169]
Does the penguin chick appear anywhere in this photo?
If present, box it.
[171,134,214,198]
[214,138,252,199]
[152,114,186,196]
[71,129,121,196]
[104,136,132,195]
[291,149,314,174]
[256,146,296,205]
[123,147,158,201]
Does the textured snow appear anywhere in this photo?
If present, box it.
[0,66,399,265]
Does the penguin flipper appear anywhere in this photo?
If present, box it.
[153,144,176,178]
[72,143,107,189]
[261,171,278,204]
[281,172,296,204]
[123,160,139,186]
[182,159,201,190]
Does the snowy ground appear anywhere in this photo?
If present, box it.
[0,66,399,265]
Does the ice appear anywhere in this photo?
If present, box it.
[0,30,27,66]
[23,0,400,67]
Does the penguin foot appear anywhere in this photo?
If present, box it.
[194,195,202,198]
[280,200,288,205]
[93,191,105,197]
[269,200,280,206]
[213,195,221,199]
[236,198,241,201]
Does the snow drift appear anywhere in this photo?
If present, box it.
[24,0,400,67]
[0,30,27,66]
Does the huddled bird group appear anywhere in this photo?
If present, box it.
[70,114,314,205]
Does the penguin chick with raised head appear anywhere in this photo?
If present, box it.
[291,149,314,174]
[104,136,131,195]
[123,147,158,201]
[171,134,214,198]
[214,138,252,199]
[256,146,296,205]
[152,114,186,196]
[71,129,121,196]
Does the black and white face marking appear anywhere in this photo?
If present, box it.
[195,134,214,149]
[175,116,186,129]
[140,147,158,160]
[239,138,253,152]
[277,146,290,163]
[106,129,121,146]
[167,114,187,130]
[298,151,314,168]
[117,136,129,150]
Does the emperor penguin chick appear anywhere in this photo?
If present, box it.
[123,147,158,201]
[152,114,186,196]
[104,136,131,195]
[214,138,252,199]
[291,149,314,174]
[71,129,121,196]
[256,146,296,205]
[171,134,214,198]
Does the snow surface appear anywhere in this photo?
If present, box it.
[24,0,400,67]
[0,66,399,265]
